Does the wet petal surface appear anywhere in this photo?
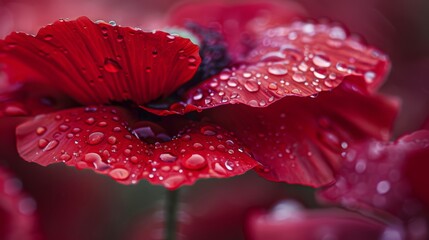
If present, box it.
[145,20,390,115]
[16,106,257,189]
[319,130,429,220]
[184,20,389,109]
[0,17,200,106]
[203,78,398,187]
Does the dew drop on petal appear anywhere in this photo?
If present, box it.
[109,168,130,180]
[107,136,117,145]
[163,175,186,189]
[103,58,121,73]
[201,126,216,136]
[224,161,234,171]
[376,180,391,194]
[364,71,376,84]
[88,132,105,145]
[244,80,260,93]
[267,65,288,76]
[182,154,207,170]
[36,127,47,135]
[292,72,306,83]
[312,55,331,68]
[38,139,49,149]
[159,153,177,162]
[84,152,102,162]
[43,140,59,151]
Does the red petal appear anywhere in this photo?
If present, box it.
[203,78,398,187]
[169,1,305,59]
[183,20,390,110]
[0,81,76,118]
[144,20,390,115]
[0,167,40,240]
[319,130,429,219]
[247,203,387,240]
[16,107,257,189]
[1,17,200,105]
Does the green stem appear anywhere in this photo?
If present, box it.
[165,189,180,240]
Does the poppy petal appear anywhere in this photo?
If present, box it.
[184,20,389,110]
[203,78,398,187]
[16,106,257,189]
[319,130,429,219]
[0,17,200,105]
[144,20,390,115]
[0,167,40,240]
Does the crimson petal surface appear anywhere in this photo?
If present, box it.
[319,130,429,219]
[16,106,257,189]
[204,78,398,187]
[0,17,201,106]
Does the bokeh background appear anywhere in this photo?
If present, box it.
[1,0,428,239]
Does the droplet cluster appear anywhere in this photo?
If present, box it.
[184,20,387,110]
[16,106,257,189]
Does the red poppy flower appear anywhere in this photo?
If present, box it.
[0,2,397,189]
[319,130,429,239]
[0,166,40,240]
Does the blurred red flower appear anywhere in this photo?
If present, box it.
[319,130,429,239]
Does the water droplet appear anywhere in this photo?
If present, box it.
[242,72,252,78]
[219,71,231,80]
[224,161,234,171]
[107,136,117,145]
[43,140,59,151]
[88,132,105,145]
[268,82,278,90]
[292,72,306,83]
[104,58,121,73]
[84,152,102,162]
[376,180,391,194]
[364,71,376,84]
[298,62,309,72]
[244,80,260,92]
[329,26,347,40]
[193,143,204,150]
[159,153,177,162]
[18,198,37,215]
[36,127,47,135]
[227,78,238,87]
[109,168,130,180]
[312,55,331,68]
[163,175,185,189]
[85,117,95,125]
[38,139,49,149]
[336,62,348,72]
[182,154,207,170]
[302,23,315,35]
[97,121,107,127]
[355,160,367,173]
[43,34,53,41]
[60,153,71,161]
[267,65,288,76]
[313,68,327,79]
[192,92,203,101]
[58,124,69,132]
[201,126,216,136]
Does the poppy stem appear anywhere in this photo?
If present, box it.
[165,189,180,240]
